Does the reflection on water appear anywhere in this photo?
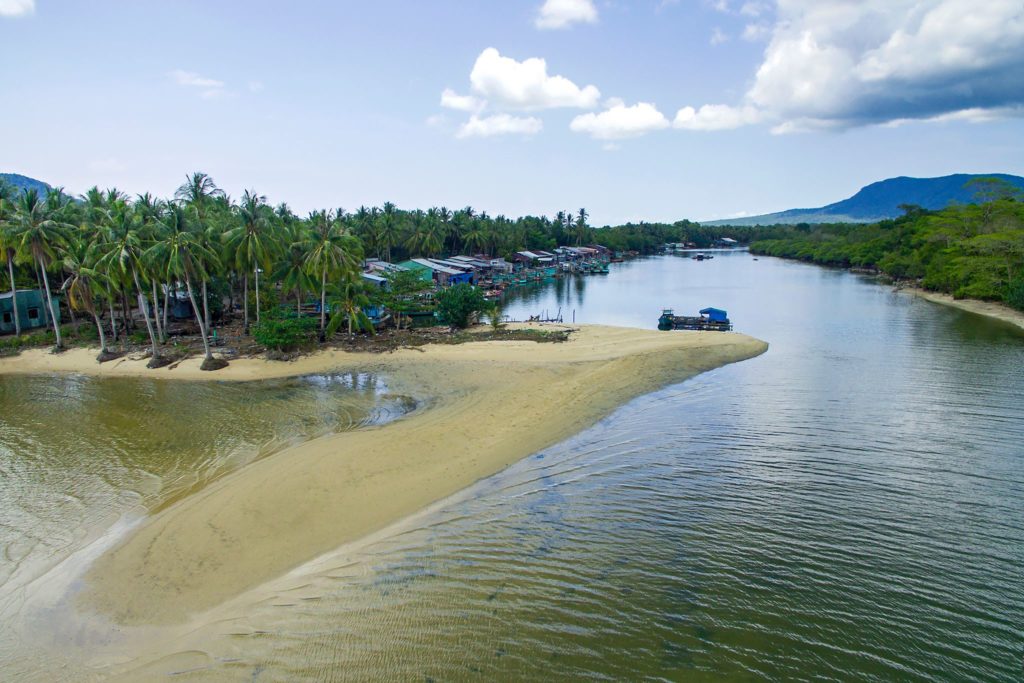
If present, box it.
[0,371,405,670]
[4,254,1024,681]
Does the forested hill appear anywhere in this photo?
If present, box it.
[747,189,1024,312]
[0,173,51,195]
[704,174,1024,227]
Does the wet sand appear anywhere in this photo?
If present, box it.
[0,324,768,626]
[906,288,1024,332]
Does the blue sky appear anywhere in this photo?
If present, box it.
[2,0,1023,224]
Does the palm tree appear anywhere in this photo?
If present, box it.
[378,202,399,262]
[303,209,362,338]
[93,202,164,366]
[62,240,115,361]
[0,182,21,336]
[147,204,225,370]
[327,274,373,338]
[575,208,589,246]
[10,189,71,348]
[275,223,317,314]
[224,189,275,332]
[175,172,225,332]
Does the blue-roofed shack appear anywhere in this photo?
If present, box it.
[700,307,728,322]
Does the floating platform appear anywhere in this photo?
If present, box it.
[658,308,733,332]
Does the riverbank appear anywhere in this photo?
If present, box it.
[904,288,1024,332]
[11,324,767,627]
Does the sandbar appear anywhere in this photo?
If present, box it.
[1,324,768,625]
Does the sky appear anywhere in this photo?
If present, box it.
[2,0,1023,225]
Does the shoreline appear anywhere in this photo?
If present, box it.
[903,287,1024,331]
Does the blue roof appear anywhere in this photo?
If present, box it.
[700,307,728,321]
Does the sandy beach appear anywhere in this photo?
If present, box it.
[0,325,767,627]
[905,288,1024,332]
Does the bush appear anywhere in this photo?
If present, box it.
[1006,279,1024,312]
[435,284,488,330]
[252,311,317,351]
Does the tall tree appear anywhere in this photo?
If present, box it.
[0,181,21,336]
[148,204,225,369]
[302,209,362,338]
[10,189,71,348]
[94,202,164,365]
[62,240,113,360]
[175,172,225,332]
[224,189,275,332]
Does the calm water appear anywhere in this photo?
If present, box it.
[3,253,1024,681]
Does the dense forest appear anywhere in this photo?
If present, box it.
[747,178,1024,312]
[0,172,737,364]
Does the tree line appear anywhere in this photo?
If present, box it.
[745,179,1024,312]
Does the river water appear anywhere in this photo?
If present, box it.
[1,252,1022,681]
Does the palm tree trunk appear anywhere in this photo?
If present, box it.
[162,282,170,338]
[255,266,260,323]
[35,263,50,326]
[6,250,21,336]
[202,280,211,332]
[243,273,249,333]
[37,258,61,348]
[152,280,164,343]
[296,292,302,315]
[320,270,327,336]
[131,268,160,360]
[121,288,132,331]
[185,278,213,362]
[92,311,108,355]
[348,310,353,337]
[108,298,118,342]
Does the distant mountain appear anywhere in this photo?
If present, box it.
[0,173,51,196]
[703,173,1024,227]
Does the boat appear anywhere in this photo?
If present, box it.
[657,307,733,332]
[692,252,714,261]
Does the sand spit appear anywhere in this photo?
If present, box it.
[3,324,767,625]
[905,288,1024,332]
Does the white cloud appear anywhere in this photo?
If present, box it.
[469,48,600,110]
[170,70,224,89]
[739,1,767,17]
[535,0,598,30]
[169,69,229,99]
[0,0,34,17]
[674,104,761,131]
[440,88,484,113]
[710,27,729,45]
[741,22,769,41]
[457,114,543,138]
[570,99,670,139]
[681,0,1024,132]
[248,81,264,93]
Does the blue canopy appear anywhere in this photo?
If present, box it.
[700,307,728,322]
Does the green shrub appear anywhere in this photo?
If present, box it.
[252,311,317,351]
[435,284,487,330]
[1006,279,1024,312]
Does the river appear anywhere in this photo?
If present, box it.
[1,252,1022,680]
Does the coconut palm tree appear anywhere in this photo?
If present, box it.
[575,208,589,246]
[93,202,164,366]
[378,202,399,262]
[224,189,275,332]
[0,182,21,336]
[275,222,317,314]
[147,204,225,370]
[327,274,374,338]
[302,209,362,338]
[175,172,225,331]
[62,240,114,360]
[10,189,72,348]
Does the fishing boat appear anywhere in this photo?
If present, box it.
[658,307,733,332]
